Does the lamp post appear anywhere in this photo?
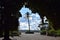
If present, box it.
[26,12,30,32]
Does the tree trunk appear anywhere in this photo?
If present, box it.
[3,30,11,40]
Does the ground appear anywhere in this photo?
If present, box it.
[0,32,60,40]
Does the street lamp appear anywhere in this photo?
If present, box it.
[26,12,30,32]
